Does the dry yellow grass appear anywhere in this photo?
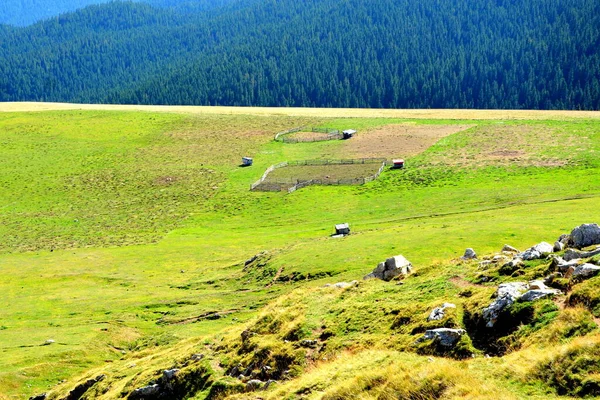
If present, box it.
[2,102,600,120]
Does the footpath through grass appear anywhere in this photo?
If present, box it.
[0,111,599,398]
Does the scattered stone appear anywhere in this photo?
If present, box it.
[420,328,467,347]
[461,248,477,260]
[162,369,179,381]
[191,354,204,361]
[553,241,564,252]
[131,384,160,398]
[482,282,528,327]
[501,244,520,253]
[44,339,55,345]
[500,257,523,271]
[492,255,508,263]
[569,223,600,249]
[246,379,263,391]
[427,303,456,321]
[478,260,493,270]
[300,339,318,348]
[325,280,358,289]
[570,263,600,279]
[528,280,548,290]
[558,234,570,245]
[364,255,412,281]
[519,242,554,260]
[563,247,600,261]
[29,394,46,400]
[519,289,560,302]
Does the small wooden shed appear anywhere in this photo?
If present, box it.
[242,157,253,166]
[335,223,350,235]
[342,129,356,140]
[392,159,405,169]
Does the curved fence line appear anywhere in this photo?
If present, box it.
[274,127,342,143]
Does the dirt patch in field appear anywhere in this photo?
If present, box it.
[429,124,575,167]
[342,124,473,159]
[287,131,332,141]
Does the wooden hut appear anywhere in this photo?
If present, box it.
[342,129,356,139]
[242,157,253,166]
[335,223,351,235]
[392,159,405,169]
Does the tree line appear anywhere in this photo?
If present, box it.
[0,0,598,109]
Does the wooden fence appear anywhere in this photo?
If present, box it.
[274,127,342,143]
[251,158,388,193]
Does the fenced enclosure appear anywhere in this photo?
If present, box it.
[274,127,342,143]
[251,158,387,193]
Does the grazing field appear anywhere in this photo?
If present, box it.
[342,123,473,158]
[0,106,600,399]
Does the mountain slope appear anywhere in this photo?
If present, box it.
[1,0,599,109]
[0,0,238,26]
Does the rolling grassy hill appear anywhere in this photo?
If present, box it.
[0,106,600,399]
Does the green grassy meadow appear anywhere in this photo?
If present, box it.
[0,110,600,399]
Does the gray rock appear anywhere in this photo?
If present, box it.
[482,282,528,327]
[246,379,263,391]
[478,260,493,270]
[461,248,477,260]
[552,256,581,272]
[29,394,46,400]
[364,255,412,281]
[528,280,547,290]
[326,280,358,289]
[191,353,204,361]
[503,258,524,270]
[519,289,560,302]
[553,241,565,252]
[558,234,570,245]
[569,223,600,249]
[132,384,160,397]
[427,303,456,321]
[300,339,318,348]
[501,244,520,253]
[421,328,467,347]
[519,242,554,260]
[571,263,600,279]
[563,247,600,261]
[163,369,179,381]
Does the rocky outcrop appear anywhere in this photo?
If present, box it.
[518,242,554,261]
[569,264,600,279]
[569,223,600,249]
[63,375,105,400]
[501,244,519,253]
[461,248,477,260]
[428,303,456,321]
[130,384,160,398]
[563,247,600,261]
[482,280,562,327]
[519,289,561,302]
[420,328,467,347]
[364,255,412,281]
[482,282,528,327]
[29,394,46,400]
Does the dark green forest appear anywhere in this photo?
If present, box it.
[1,0,599,109]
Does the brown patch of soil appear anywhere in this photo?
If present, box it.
[287,131,332,141]
[343,124,473,159]
[488,150,524,157]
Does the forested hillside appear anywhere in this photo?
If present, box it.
[0,0,237,26]
[1,0,599,109]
